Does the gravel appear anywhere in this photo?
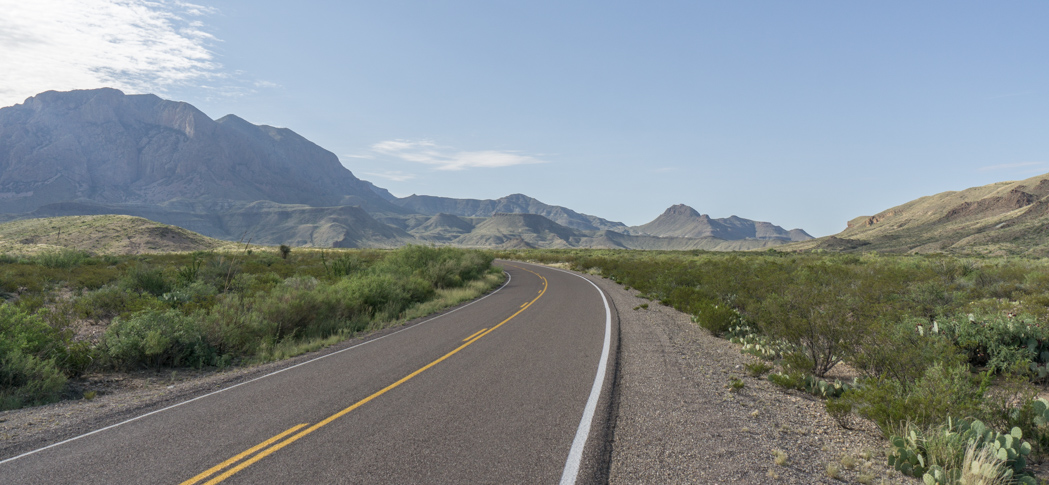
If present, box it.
[588,273,908,484]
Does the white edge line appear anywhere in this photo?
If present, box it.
[540,265,612,485]
[0,271,513,466]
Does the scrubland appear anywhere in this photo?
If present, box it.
[1,245,500,411]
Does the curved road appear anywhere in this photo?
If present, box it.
[1,261,617,484]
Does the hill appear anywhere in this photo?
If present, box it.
[450,212,789,251]
[0,215,229,255]
[393,193,627,232]
[628,204,813,241]
[783,173,1049,255]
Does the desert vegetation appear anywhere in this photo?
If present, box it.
[0,245,500,411]
[499,248,1049,484]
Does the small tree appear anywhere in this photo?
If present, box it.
[279,244,291,260]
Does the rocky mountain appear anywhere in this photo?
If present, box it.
[783,172,1049,256]
[0,88,401,214]
[628,204,813,241]
[449,213,787,251]
[393,193,627,232]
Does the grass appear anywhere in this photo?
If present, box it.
[772,449,788,466]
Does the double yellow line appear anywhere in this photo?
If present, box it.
[181,265,548,485]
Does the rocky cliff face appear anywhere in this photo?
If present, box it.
[0,88,398,213]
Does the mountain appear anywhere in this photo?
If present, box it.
[450,212,788,251]
[628,204,813,241]
[0,88,401,213]
[393,193,627,232]
[783,173,1049,255]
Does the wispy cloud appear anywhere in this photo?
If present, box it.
[371,140,547,171]
[979,162,1047,172]
[0,0,225,107]
[361,171,417,182]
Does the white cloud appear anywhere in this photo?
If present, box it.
[979,162,1046,172]
[0,0,223,108]
[371,140,547,171]
[361,171,417,182]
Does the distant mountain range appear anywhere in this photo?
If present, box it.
[0,88,812,250]
[783,173,1049,256]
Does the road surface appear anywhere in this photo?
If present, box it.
[1,261,617,484]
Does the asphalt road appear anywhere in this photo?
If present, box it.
[0,261,617,484]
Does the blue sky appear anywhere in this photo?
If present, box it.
[1,1,1046,236]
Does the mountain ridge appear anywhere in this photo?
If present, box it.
[627,204,813,241]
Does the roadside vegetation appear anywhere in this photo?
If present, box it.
[498,248,1049,484]
[1,245,501,411]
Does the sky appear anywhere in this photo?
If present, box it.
[1,1,1046,236]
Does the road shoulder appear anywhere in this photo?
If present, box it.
[585,272,905,484]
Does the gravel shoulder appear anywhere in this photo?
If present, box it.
[586,271,907,484]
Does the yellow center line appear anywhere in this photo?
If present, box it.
[187,264,548,484]
[462,328,488,342]
[519,302,529,308]
[180,423,308,485]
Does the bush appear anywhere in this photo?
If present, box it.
[0,349,66,410]
[850,318,962,385]
[937,312,1049,373]
[103,309,216,369]
[35,249,89,269]
[691,300,739,336]
[755,265,877,377]
[120,265,171,297]
[849,363,988,433]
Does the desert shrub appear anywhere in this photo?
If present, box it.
[755,265,878,377]
[0,304,67,409]
[35,248,89,269]
[74,284,162,320]
[160,280,218,312]
[323,253,365,279]
[849,317,963,386]
[937,312,1049,373]
[849,363,988,433]
[200,294,274,357]
[690,300,740,336]
[120,265,171,297]
[103,309,216,369]
[0,349,66,410]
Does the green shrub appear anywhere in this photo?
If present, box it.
[103,309,216,369]
[850,318,962,385]
[690,300,739,336]
[74,284,162,320]
[937,312,1049,373]
[0,304,67,410]
[120,265,171,297]
[0,349,66,410]
[35,248,89,269]
[850,363,988,433]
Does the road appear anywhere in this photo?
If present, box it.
[0,261,617,484]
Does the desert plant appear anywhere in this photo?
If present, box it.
[279,244,291,260]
